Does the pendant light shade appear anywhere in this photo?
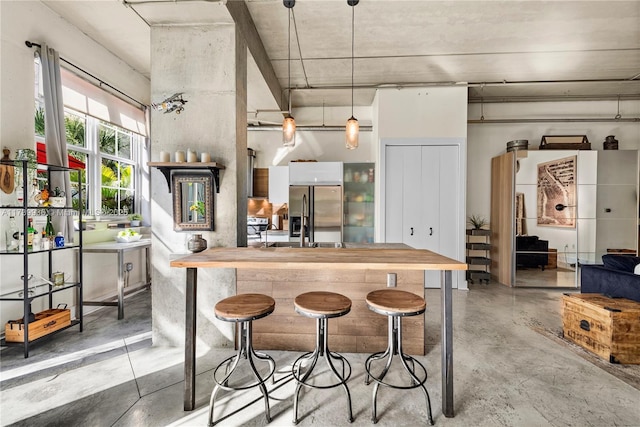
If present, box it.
[346,116,359,149]
[346,0,359,149]
[283,115,296,147]
[283,1,296,147]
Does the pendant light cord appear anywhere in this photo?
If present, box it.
[288,8,292,115]
[351,4,354,117]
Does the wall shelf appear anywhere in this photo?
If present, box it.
[148,162,225,193]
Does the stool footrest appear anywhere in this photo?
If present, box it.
[364,352,428,389]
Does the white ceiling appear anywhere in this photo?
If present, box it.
[42,0,640,116]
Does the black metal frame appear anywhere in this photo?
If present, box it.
[0,160,83,358]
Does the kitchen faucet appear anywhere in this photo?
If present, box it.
[262,223,279,247]
[300,194,307,248]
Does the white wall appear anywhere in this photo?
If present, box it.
[0,2,150,328]
[466,100,640,222]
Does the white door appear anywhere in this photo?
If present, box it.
[385,145,461,288]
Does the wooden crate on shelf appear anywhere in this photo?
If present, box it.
[562,294,640,364]
[5,308,71,343]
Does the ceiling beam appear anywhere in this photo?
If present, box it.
[226,1,285,113]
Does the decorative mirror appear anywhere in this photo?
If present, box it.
[172,172,214,231]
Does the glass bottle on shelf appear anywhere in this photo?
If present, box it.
[45,214,55,237]
[42,227,50,250]
[27,218,36,249]
[5,216,19,251]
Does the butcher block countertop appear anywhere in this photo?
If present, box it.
[170,246,467,271]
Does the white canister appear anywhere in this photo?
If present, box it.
[160,151,170,162]
[175,150,186,163]
[201,152,211,163]
[187,150,198,163]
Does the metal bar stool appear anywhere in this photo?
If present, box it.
[364,289,434,425]
[208,293,276,426]
[291,291,354,424]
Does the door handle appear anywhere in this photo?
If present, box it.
[410,227,414,236]
[429,227,433,236]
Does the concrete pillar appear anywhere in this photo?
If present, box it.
[150,24,247,349]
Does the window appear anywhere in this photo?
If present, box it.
[34,57,146,218]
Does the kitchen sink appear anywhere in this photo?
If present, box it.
[263,241,344,248]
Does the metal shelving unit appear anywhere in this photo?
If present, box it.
[466,229,491,284]
[0,160,83,357]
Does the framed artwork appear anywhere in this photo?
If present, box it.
[537,155,576,228]
[515,192,526,236]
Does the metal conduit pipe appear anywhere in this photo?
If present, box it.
[468,117,639,124]
[247,125,373,131]
[247,117,639,131]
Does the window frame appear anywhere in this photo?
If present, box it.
[34,58,145,219]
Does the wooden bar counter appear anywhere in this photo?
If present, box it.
[171,244,467,417]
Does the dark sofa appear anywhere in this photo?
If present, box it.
[580,254,640,303]
[516,235,549,270]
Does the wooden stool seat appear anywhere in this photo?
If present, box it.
[366,289,426,316]
[294,291,352,318]
[215,293,275,322]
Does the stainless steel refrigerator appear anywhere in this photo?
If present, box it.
[288,185,343,243]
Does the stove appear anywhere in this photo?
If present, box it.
[247,216,269,240]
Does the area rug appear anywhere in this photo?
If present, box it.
[530,322,640,391]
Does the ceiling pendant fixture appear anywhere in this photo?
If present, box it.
[345,0,359,150]
[282,0,296,147]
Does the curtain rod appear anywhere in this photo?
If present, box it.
[25,41,146,110]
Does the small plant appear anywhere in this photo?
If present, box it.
[467,214,487,230]
[190,201,205,216]
[128,213,143,221]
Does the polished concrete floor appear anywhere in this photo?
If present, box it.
[514,267,578,288]
[2,283,639,426]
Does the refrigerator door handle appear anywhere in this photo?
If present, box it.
[410,227,414,236]
[429,227,433,236]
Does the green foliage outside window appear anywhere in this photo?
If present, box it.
[35,107,137,215]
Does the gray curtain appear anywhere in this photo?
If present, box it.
[39,43,73,243]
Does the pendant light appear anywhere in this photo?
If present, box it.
[345,0,359,149]
[282,0,296,147]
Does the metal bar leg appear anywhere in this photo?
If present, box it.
[117,250,124,319]
[397,319,434,425]
[245,321,272,423]
[320,318,353,423]
[145,246,151,288]
[441,270,454,417]
[371,316,396,424]
[184,268,197,411]
[293,348,320,424]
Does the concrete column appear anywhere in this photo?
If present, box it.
[150,24,247,348]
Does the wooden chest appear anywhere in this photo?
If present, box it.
[5,308,71,343]
[562,294,640,364]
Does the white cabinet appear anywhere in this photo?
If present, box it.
[385,144,462,288]
[288,162,343,185]
[268,166,288,204]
